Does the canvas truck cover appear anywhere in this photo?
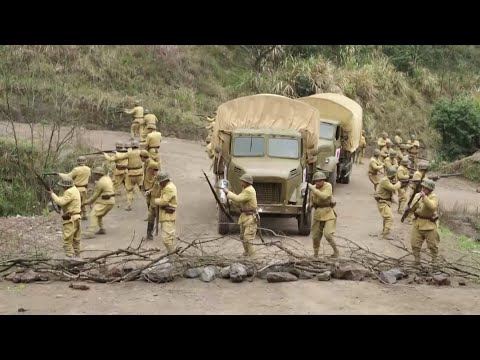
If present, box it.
[212,94,321,162]
[298,93,363,153]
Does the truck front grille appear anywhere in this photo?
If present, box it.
[255,183,282,204]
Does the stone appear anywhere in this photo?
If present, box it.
[220,266,230,279]
[230,263,247,283]
[143,263,175,283]
[432,274,450,286]
[458,278,466,286]
[317,271,332,281]
[257,268,272,280]
[388,268,407,280]
[5,272,18,281]
[246,265,255,277]
[266,272,298,283]
[199,266,216,283]
[214,266,223,276]
[122,263,141,274]
[334,263,368,281]
[106,266,124,278]
[476,187,480,193]
[379,271,397,285]
[184,267,203,279]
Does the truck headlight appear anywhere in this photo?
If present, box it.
[325,158,329,164]
[301,188,306,196]
[258,207,263,213]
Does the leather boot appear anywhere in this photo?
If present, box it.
[146,222,154,240]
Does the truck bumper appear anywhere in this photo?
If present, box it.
[256,204,302,216]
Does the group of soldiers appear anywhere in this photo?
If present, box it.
[362,129,440,266]
[49,102,177,260]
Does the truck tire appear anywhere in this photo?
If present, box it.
[342,159,353,184]
[328,167,337,192]
[218,206,230,235]
[297,210,312,236]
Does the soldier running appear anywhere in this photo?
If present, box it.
[49,175,82,259]
[144,123,162,165]
[374,166,401,240]
[124,100,144,140]
[59,156,91,220]
[141,150,159,213]
[396,156,411,214]
[407,179,440,266]
[223,174,257,257]
[103,141,128,198]
[83,167,115,238]
[112,141,144,211]
[308,171,339,258]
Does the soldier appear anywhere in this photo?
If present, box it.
[144,123,162,164]
[138,109,155,145]
[83,167,115,238]
[397,143,408,163]
[124,100,144,140]
[140,150,159,212]
[222,174,257,257]
[396,157,411,214]
[368,149,384,191]
[112,141,144,211]
[380,139,393,158]
[59,156,91,220]
[384,149,398,172]
[152,172,178,253]
[374,166,401,239]
[377,131,389,150]
[407,179,440,266]
[408,134,421,167]
[103,141,128,197]
[49,175,82,259]
[355,129,367,165]
[405,161,430,223]
[394,129,403,150]
[308,171,339,258]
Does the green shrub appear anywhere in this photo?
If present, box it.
[430,96,480,161]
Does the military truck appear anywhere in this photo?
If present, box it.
[209,94,321,236]
[298,93,363,191]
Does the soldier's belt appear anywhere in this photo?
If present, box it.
[128,166,143,170]
[116,165,128,170]
[148,146,160,149]
[101,194,115,200]
[240,209,256,215]
[374,196,392,203]
[62,212,80,221]
[313,202,336,209]
[76,184,88,188]
[162,206,176,214]
[414,212,439,222]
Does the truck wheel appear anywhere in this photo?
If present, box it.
[342,159,353,184]
[328,167,337,192]
[218,206,230,235]
[297,211,312,236]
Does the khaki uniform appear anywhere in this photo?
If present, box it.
[396,151,404,164]
[125,106,144,138]
[85,175,115,234]
[145,130,162,164]
[383,157,398,172]
[60,165,91,219]
[356,135,366,164]
[396,165,410,214]
[375,177,401,236]
[143,158,159,209]
[141,114,159,140]
[51,187,82,257]
[368,156,384,190]
[153,181,178,253]
[377,138,387,150]
[227,185,257,256]
[407,140,420,166]
[410,192,440,264]
[380,146,392,158]
[115,149,144,208]
[394,135,403,149]
[104,152,128,195]
[405,170,428,222]
[309,182,338,256]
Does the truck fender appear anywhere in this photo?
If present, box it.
[316,156,338,173]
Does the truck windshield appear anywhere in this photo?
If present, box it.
[233,137,264,157]
[268,138,299,159]
[319,122,336,140]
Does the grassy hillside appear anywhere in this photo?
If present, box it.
[1,45,479,146]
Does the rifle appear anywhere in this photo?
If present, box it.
[401,172,426,223]
[154,206,160,236]
[430,173,463,181]
[33,170,61,214]
[202,170,235,223]
[81,150,117,156]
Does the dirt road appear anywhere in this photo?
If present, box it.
[1,122,480,314]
